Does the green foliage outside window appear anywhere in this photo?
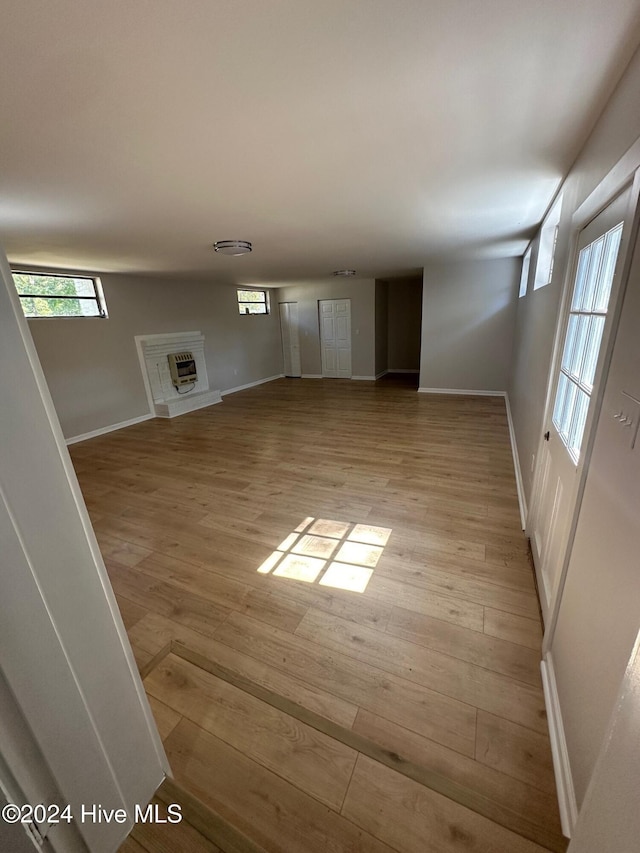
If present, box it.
[13,273,104,317]
[237,288,268,315]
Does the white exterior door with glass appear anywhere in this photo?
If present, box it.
[530,186,633,620]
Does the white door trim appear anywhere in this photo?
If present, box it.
[0,249,168,852]
[528,162,640,653]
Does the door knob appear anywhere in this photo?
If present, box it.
[544,431,550,441]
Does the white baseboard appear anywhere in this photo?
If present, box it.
[375,370,389,379]
[505,393,528,530]
[222,374,283,396]
[541,654,577,838]
[352,375,377,381]
[418,387,506,397]
[66,413,155,445]
[388,368,420,374]
[301,374,323,379]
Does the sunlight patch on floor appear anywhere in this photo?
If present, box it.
[256,518,392,593]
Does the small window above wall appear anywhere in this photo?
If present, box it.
[12,271,107,318]
[534,193,563,290]
[519,247,532,297]
[237,288,269,315]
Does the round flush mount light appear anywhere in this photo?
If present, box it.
[332,269,356,277]
[213,240,252,255]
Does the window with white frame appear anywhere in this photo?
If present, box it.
[534,193,563,290]
[237,288,269,314]
[12,271,107,318]
[519,247,531,297]
[552,221,623,462]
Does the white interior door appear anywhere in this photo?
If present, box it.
[530,186,633,620]
[320,299,351,378]
[279,302,301,377]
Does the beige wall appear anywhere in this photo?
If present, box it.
[27,274,283,439]
[375,279,389,376]
[275,279,376,378]
[419,258,519,391]
[388,276,422,371]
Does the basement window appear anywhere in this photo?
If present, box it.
[519,247,531,297]
[13,271,107,318]
[534,194,563,290]
[237,288,269,315]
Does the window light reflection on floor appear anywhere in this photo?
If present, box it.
[256,518,392,594]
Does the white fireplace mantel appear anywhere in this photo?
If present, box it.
[134,331,222,419]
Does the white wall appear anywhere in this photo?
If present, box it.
[275,279,376,378]
[25,274,283,439]
[419,258,519,392]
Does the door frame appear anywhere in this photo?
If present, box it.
[528,150,640,655]
[279,301,301,378]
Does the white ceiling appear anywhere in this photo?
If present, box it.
[2,0,640,283]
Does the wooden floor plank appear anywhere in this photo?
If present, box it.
[147,694,182,742]
[295,609,547,733]
[475,711,557,795]
[364,574,485,631]
[341,755,551,853]
[165,641,564,851]
[107,562,231,639]
[114,594,148,631]
[130,796,222,853]
[118,836,148,853]
[386,605,541,685]
[165,718,397,853]
[484,607,543,651]
[373,561,540,618]
[214,611,478,756]
[135,611,359,728]
[352,709,564,847]
[146,654,357,810]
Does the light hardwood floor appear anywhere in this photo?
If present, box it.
[69,376,565,853]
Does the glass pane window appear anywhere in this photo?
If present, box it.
[519,248,531,297]
[579,235,604,312]
[552,219,623,462]
[237,289,269,315]
[582,316,605,391]
[571,245,592,310]
[534,193,563,290]
[13,272,106,318]
[594,224,623,311]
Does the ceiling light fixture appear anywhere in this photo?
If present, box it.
[213,240,252,255]
[332,269,356,277]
